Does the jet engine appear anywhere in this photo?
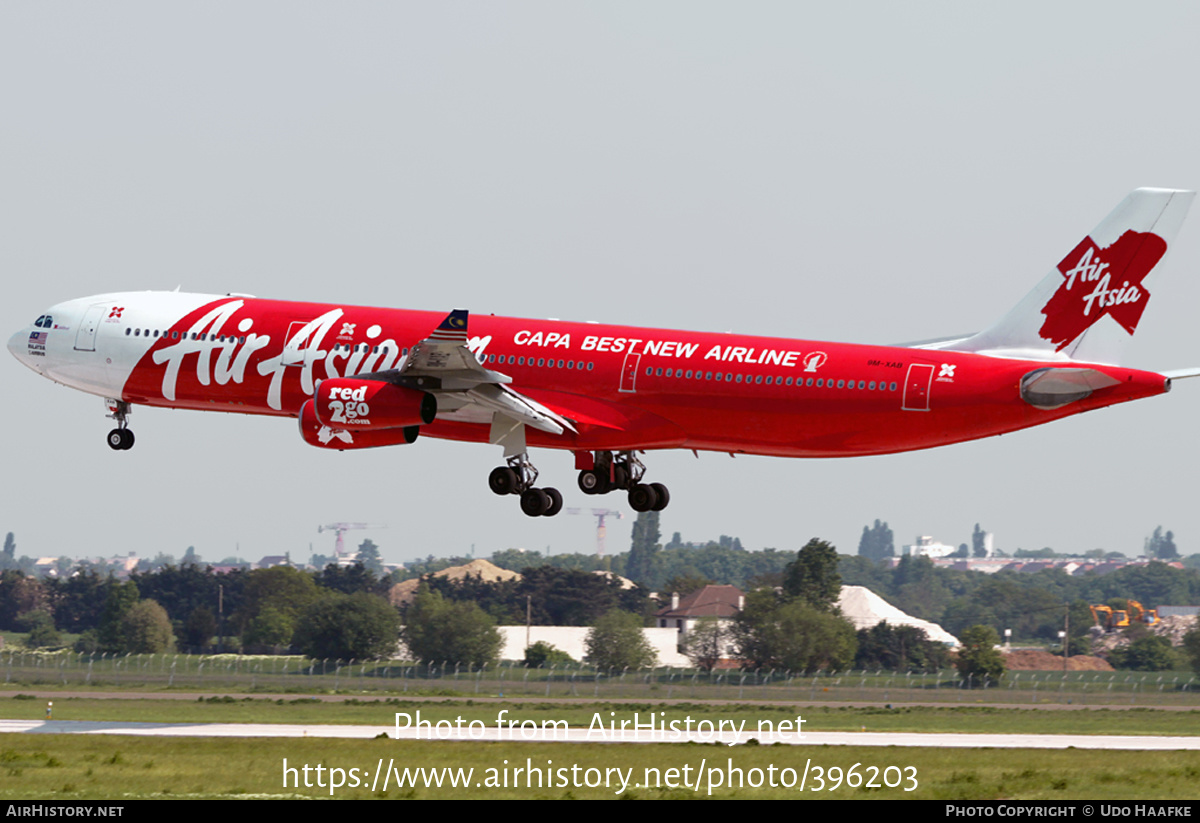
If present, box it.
[298,398,421,450]
[312,378,436,430]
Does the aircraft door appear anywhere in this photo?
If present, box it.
[619,352,641,393]
[73,304,107,352]
[902,363,934,411]
[281,320,310,367]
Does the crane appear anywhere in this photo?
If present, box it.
[317,522,386,558]
[564,508,624,556]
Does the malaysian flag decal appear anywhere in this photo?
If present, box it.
[429,309,469,342]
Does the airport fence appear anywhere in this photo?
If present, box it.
[2,650,1199,707]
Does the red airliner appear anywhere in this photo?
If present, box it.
[9,189,1197,517]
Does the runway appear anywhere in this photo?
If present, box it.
[2,719,1199,750]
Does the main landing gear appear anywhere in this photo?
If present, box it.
[488,454,563,518]
[577,450,670,513]
[105,399,135,451]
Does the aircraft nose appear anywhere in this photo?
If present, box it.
[8,327,33,369]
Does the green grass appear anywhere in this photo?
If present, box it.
[3,652,1197,708]
[0,735,1198,800]
[5,695,1200,737]
[2,692,1199,800]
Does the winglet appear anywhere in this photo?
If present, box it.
[429,309,469,342]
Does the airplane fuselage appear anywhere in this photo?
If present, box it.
[8,290,1171,460]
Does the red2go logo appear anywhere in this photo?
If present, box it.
[325,384,371,425]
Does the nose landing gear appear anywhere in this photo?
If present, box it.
[105,399,135,451]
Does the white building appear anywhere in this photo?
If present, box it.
[902,535,959,559]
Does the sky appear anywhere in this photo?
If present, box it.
[3,2,1200,567]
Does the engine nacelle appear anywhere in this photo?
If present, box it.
[313,378,436,430]
[298,399,420,450]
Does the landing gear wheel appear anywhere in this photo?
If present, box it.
[578,469,607,495]
[612,464,630,490]
[489,466,519,495]
[649,482,670,511]
[520,488,550,517]
[542,487,563,517]
[628,483,660,513]
[107,429,134,451]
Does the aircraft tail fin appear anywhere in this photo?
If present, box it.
[942,188,1194,364]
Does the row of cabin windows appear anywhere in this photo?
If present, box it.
[484,353,595,371]
[127,327,246,343]
[124,327,409,356]
[644,365,899,392]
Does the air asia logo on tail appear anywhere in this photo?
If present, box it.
[1038,230,1166,351]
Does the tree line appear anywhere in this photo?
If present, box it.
[0,561,400,660]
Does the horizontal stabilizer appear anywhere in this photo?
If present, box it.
[1161,367,1200,380]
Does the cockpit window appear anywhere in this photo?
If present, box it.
[34,315,51,328]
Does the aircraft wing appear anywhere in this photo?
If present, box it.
[360,309,575,436]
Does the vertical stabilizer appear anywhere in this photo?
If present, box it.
[944,188,1194,364]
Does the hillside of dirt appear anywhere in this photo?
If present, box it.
[1001,649,1113,671]
[388,559,521,607]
